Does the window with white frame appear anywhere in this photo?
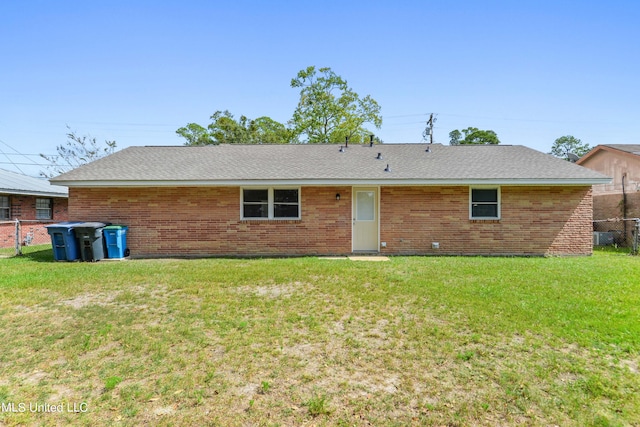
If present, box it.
[470,187,500,219]
[36,198,52,220]
[0,196,9,220]
[242,188,300,219]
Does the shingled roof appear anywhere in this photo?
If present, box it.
[597,145,640,155]
[577,144,640,166]
[50,143,610,187]
[1,168,68,197]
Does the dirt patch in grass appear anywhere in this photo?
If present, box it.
[235,281,310,299]
[61,292,120,309]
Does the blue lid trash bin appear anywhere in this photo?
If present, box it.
[73,222,107,262]
[103,225,129,259]
[45,222,83,261]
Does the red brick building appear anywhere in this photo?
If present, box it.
[0,169,69,248]
[51,144,609,257]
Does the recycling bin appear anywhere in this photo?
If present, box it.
[103,225,128,258]
[73,222,107,262]
[45,222,83,261]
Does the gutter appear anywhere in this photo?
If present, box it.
[51,177,613,188]
[0,189,69,197]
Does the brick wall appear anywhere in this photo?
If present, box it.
[0,195,68,248]
[69,186,352,257]
[379,186,593,256]
[68,185,593,257]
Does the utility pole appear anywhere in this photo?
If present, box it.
[422,113,437,144]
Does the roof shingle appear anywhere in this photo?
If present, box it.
[51,143,610,186]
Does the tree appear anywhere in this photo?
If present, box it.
[549,135,591,161]
[40,127,117,177]
[175,123,212,145]
[290,66,382,143]
[449,127,500,145]
[250,116,297,144]
[176,110,295,145]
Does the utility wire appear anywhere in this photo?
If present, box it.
[0,139,30,174]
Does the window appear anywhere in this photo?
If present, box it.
[470,187,500,219]
[356,191,375,221]
[0,196,9,220]
[36,198,52,220]
[273,189,299,218]
[242,188,300,219]
[243,189,269,218]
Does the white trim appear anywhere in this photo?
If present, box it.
[35,197,53,220]
[0,189,68,197]
[469,186,501,220]
[240,186,301,220]
[53,177,611,188]
[0,195,9,220]
[351,186,380,252]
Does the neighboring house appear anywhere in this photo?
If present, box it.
[577,144,640,244]
[0,169,69,248]
[577,145,640,219]
[51,143,609,257]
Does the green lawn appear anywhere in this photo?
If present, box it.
[0,247,638,426]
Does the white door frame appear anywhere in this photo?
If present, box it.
[351,186,380,252]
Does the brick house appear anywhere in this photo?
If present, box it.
[51,143,609,257]
[1,169,69,248]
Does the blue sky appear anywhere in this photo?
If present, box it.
[1,0,639,177]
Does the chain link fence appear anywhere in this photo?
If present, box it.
[0,219,55,255]
[593,218,640,254]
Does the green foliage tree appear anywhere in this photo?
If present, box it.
[449,127,500,145]
[250,116,296,144]
[176,66,382,145]
[549,135,591,161]
[177,111,296,145]
[290,66,382,143]
[175,123,212,145]
[40,127,117,177]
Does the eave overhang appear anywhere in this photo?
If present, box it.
[0,189,69,197]
[53,177,612,188]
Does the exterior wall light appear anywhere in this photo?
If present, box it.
[336,193,341,201]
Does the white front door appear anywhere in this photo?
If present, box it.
[352,187,379,252]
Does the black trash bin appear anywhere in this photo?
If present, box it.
[73,222,107,262]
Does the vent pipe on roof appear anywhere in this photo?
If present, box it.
[339,146,345,153]
[384,164,391,172]
[425,146,431,153]
[345,136,349,148]
[376,152,382,160]
[369,135,374,147]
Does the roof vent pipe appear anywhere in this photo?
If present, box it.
[425,146,431,153]
[369,135,374,147]
[339,146,345,153]
[345,136,349,148]
[376,153,382,160]
[384,164,391,172]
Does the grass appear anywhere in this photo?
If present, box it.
[0,245,638,426]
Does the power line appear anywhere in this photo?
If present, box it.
[0,161,52,166]
[384,113,429,119]
[0,152,57,157]
[0,139,30,174]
